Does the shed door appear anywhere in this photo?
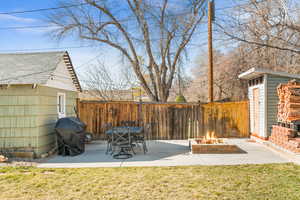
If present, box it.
[253,88,260,135]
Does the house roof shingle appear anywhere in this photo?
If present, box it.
[0,51,81,91]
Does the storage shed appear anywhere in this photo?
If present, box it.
[0,51,81,158]
[239,68,300,140]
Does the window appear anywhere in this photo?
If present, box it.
[57,93,66,118]
[248,76,263,86]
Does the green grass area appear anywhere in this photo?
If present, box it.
[0,164,299,200]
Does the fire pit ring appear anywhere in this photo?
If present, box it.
[189,132,244,154]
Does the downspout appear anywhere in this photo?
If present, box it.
[263,74,268,139]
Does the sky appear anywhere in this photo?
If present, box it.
[0,0,243,81]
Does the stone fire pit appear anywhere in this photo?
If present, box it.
[189,132,243,154]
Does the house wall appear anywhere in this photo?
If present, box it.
[35,86,77,155]
[43,59,77,92]
[0,85,40,154]
[266,75,300,136]
[0,85,77,157]
[248,81,265,138]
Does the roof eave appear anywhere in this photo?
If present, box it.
[63,51,82,92]
[238,68,257,79]
[238,67,300,80]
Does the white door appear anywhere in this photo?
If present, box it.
[253,88,260,136]
[57,93,66,118]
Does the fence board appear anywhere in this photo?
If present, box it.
[77,100,249,140]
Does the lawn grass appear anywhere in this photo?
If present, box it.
[0,163,299,200]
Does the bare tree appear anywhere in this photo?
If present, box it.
[216,0,300,75]
[183,0,300,102]
[168,67,192,102]
[217,0,300,54]
[83,62,138,101]
[187,41,300,103]
[48,0,207,102]
[186,49,251,102]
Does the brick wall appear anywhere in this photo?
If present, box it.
[269,125,300,153]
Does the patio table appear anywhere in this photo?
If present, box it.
[105,126,143,135]
[105,126,144,158]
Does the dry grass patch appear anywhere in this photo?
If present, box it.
[0,164,299,200]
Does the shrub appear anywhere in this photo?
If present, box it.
[175,94,187,103]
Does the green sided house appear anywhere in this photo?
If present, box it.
[0,51,81,158]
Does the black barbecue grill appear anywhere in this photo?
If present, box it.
[55,117,87,156]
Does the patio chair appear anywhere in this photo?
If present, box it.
[120,120,137,127]
[103,123,113,154]
[111,128,134,159]
[133,123,151,154]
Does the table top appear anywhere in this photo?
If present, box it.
[105,126,143,135]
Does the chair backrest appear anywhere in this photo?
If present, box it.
[121,120,136,127]
[120,121,127,126]
[144,123,151,130]
[143,123,152,139]
[103,122,112,130]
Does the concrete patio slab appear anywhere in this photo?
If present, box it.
[37,139,290,168]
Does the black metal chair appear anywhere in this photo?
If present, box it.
[133,123,151,154]
[111,128,134,159]
[120,120,139,153]
[103,123,113,154]
[120,120,136,127]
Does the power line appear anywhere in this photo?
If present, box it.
[76,52,103,69]
[0,1,251,16]
[0,3,261,33]
[0,19,208,31]
[0,24,53,30]
[0,45,97,53]
[215,3,248,11]
[0,69,53,82]
[0,29,221,53]
[0,2,256,31]
[227,0,300,13]
[0,21,207,31]
[0,1,95,15]
[0,35,226,53]
[0,42,237,83]
[74,39,232,71]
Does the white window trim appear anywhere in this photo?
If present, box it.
[57,92,66,118]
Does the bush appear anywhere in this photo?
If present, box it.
[175,94,187,103]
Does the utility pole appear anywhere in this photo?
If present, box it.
[208,0,214,103]
[139,87,142,102]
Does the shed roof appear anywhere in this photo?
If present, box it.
[238,67,300,80]
[0,51,81,92]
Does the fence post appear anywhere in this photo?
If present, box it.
[188,118,191,139]
[196,119,199,138]
[138,101,142,126]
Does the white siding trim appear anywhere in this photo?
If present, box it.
[248,83,265,137]
[57,92,66,118]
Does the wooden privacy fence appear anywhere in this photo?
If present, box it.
[77,100,249,140]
